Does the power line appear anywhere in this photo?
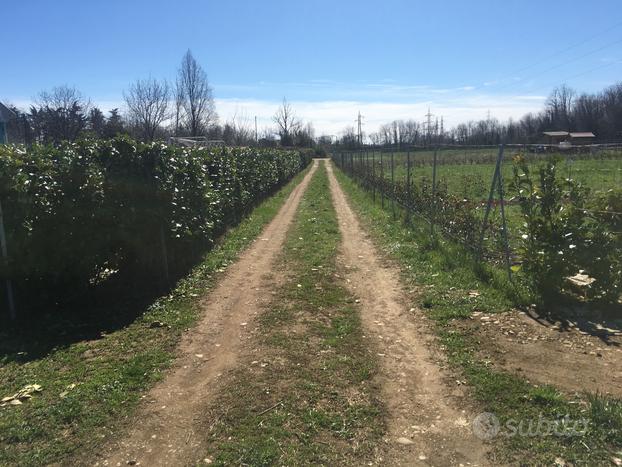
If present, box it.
[492,36,622,94]
[518,58,622,97]
[475,21,622,94]
[508,20,622,76]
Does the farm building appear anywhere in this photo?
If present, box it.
[569,131,596,145]
[542,130,596,146]
[543,131,569,145]
[0,101,16,144]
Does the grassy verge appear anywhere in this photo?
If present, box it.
[0,166,312,466]
[333,164,622,465]
[201,161,385,466]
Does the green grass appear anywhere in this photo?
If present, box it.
[0,165,312,466]
[350,148,622,196]
[202,161,385,466]
[334,163,622,465]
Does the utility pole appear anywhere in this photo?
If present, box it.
[355,111,364,147]
[424,107,434,147]
[254,116,258,144]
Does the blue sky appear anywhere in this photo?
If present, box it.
[2,0,621,135]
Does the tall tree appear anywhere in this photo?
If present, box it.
[123,77,170,141]
[173,77,185,135]
[104,108,126,138]
[177,50,217,136]
[29,85,89,143]
[546,84,575,130]
[88,107,106,138]
[273,98,300,146]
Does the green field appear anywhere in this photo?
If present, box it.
[337,147,622,265]
[344,147,622,199]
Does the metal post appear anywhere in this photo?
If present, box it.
[360,151,363,181]
[380,151,384,208]
[496,152,512,281]
[391,150,396,219]
[372,151,376,202]
[431,146,438,236]
[406,150,412,223]
[477,145,504,261]
[0,200,16,320]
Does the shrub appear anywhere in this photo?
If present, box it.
[512,156,621,305]
[0,137,310,314]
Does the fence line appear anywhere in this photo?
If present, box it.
[332,143,622,287]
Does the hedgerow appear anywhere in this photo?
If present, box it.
[0,137,310,315]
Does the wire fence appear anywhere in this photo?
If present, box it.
[332,143,622,282]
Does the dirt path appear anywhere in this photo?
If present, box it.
[326,162,490,466]
[93,161,319,467]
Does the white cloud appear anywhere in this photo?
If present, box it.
[7,85,547,138]
[215,94,546,137]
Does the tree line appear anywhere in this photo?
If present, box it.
[4,50,315,148]
[339,81,622,148]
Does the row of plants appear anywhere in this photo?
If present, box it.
[336,152,621,307]
[0,138,310,316]
[512,156,621,304]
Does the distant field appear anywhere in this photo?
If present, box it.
[350,147,622,199]
[339,147,622,255]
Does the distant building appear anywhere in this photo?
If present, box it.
[0,102,16,144]
[543,131,569,145]
[569,132,596,145]
[542,130,596,147]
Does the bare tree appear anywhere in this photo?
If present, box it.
[226,110,254,146]
[123,78,170,141]
[173,77,185,136]
[339,126,358,148]
[177,50,217,136]
[546,84,575,130]
[30,85,91,143]
[273,98,300,146]
[294,121,315,147]
[36,85,91,112]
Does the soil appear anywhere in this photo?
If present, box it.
[461,309,622,398]
[91,161,319,467]
[325,162,491,467]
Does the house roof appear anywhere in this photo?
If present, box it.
[0,102,16,123]
[543,131,569,137]
[569,132,595,138]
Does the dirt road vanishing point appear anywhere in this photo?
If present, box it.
[94,159,490,466]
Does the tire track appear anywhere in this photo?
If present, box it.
[325,161,490,466]
[93,161,319,467]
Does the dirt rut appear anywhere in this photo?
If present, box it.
[94,161,319,467]
[326,162,490,466]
